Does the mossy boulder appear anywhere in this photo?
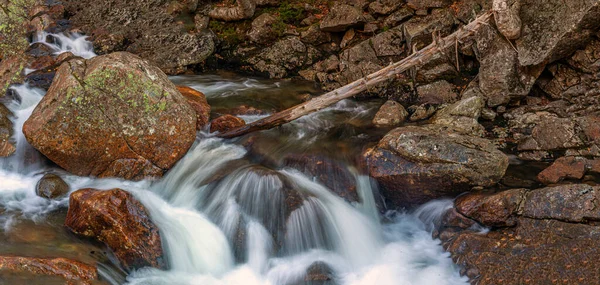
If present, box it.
[23,52,196,180]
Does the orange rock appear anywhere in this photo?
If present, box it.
[0,256,97,285]
[177,86,211,130]
[65,188,165,271]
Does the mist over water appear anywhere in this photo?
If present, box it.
[0,33,467,285]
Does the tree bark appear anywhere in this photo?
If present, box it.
[217,11,494,139]
[209,0,256,21]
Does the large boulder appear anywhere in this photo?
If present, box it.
[438,184,600,284]
[364,125,508,207]
[63,0,215,73]
[23,52,196,180]
[65,188,165,271]
[0,256,97,284]
[474,0,600,107]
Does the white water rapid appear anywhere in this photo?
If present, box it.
[0,32,468,285]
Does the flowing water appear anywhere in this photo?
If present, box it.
[0,33,468,284]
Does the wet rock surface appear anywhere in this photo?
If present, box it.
[438,184,600,284]
[0,256,98,284]
[65,188,165,271]
[210,114,246,133]
[36,173,69,199]
[23,52,196,180]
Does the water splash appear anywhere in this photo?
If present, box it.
[32,32,97,59]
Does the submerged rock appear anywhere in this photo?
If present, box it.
[364,125,508,207]
[65,188,165,271]
[36,173,69,199]
[23,52,196,180]
[0,256,97,284]
[293,262,335,285]
[176,86,211,130]
[210,115,246,134]
[439,184,600,284]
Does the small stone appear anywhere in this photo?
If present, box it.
[210,115,246,133]
[372,100,408,127]
[416,80,458,104]
[36,173,69,199]
[408,104,436,121]
[340,29,355,49]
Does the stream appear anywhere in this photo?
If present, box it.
[0,33,468,285]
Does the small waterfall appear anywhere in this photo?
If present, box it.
[0,32,467,285]
[131,189,235,276]
[32,31,97,59]
[282,169,383,269]
[1,84,46,173]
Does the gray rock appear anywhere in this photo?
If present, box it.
[300,24,332,45]
[404,8,455,49]
[64,0,215,73]
[407,0,454,10]
[416,80,458,105]
[320,4,366,32]
[247,37,319,78]
[247,13,278,44]
[364,125,509,207]
[372,100,408,127]
[516,0,600,66]
[368,0,403,15]
[430,96,485,136]
[383,7,414,28]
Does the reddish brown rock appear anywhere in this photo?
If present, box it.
[0,256,97,285]
[23,52,196,180]
[537,156,587,184]
[439,184,600,284]
[455,189,527,227]
[0,54,26,95]
[210,115,246,133]
[28,55,56,70]
[65,188,165,271]
[176,86,211,130]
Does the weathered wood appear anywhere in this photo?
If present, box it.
[218,11,494,139]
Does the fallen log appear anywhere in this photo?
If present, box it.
[218,11,494,139]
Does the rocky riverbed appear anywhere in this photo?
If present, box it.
[1,0,600,284]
